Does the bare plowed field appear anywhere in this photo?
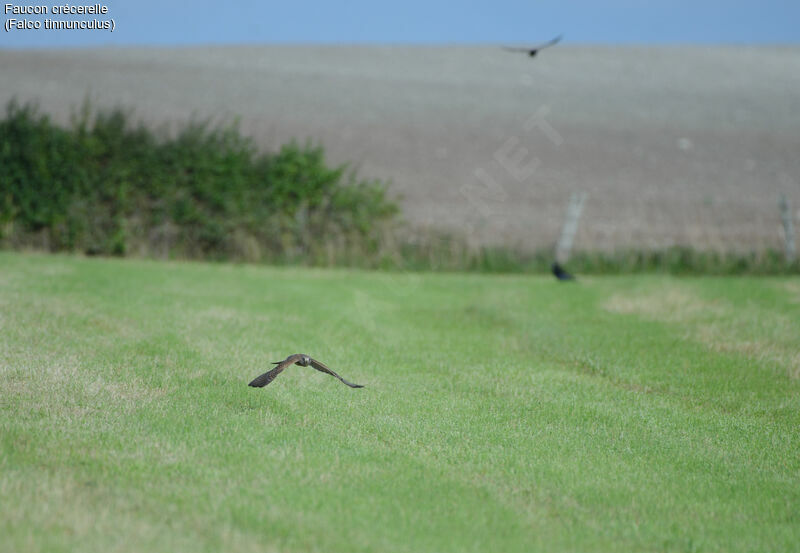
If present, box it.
[2,45,798,251]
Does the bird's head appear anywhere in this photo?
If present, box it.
[298,354,311,366]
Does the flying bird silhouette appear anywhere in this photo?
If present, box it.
[248,353,364,389]
[552,262,575,281]
[503,35,563,57]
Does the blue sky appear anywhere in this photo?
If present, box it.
[2,0,799,48]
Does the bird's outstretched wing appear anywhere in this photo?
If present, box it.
[248,355,297,388]
[532,34,563,51]
[502,34,563,55]
[309,357,364,388]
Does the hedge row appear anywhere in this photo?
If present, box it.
[0,100,398,262]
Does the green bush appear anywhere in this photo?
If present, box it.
[0,99,397,261]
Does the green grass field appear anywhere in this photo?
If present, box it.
[1,252,798,552]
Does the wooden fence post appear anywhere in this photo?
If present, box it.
[555,192,587,263]
[779,194,796,263]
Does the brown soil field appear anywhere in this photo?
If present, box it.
[1,44,799,251]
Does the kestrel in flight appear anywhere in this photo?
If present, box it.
[502,35,563,57]
[248,353,364,389]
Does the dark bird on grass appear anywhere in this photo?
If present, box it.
[502,35,563,57]
[552,262,575,281]
[248,354,364,389]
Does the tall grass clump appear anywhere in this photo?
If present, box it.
[0,99,398,262]
[390,230,800,275]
